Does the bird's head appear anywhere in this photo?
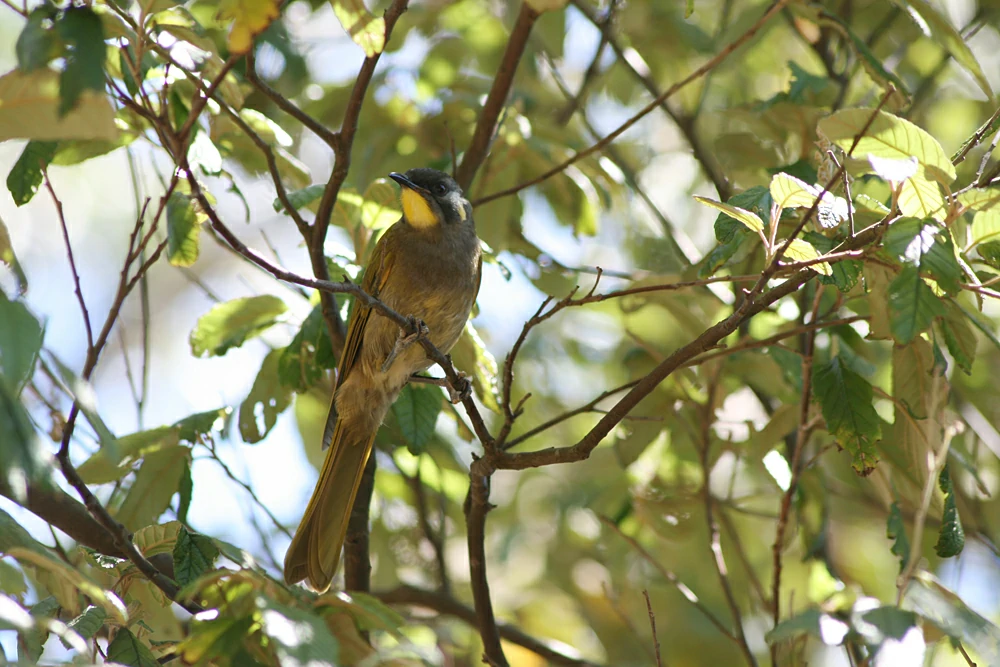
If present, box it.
[389,168,472,230]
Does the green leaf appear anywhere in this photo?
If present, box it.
[274,183,325,213]
[803,231,861,291]
[859,606,918,642]
[278,305,337,392]
[769,172,821,209]
[19,595,60,662]
[934,464,964,558]
[107,627,159,667]
[0,559,27,598]
[819,11,909,102]
[6,140,58,207]
[693,195,764,233]
[0,69,118,142]
[63,605,106,645]
[888,266,946,344]
[240,349,293,444]
[259,596,339,665]
[897,168,945,222]
[970,209,1000,247]
[391,384,442,454]
[884,218,962,294]
[978,240,1000,269]
[957,186,1000,214]
[332,0,386,57]
[174,407,230,443]
[55,7,107,116]
[812,356,881,474]
[937,303,976,374]
[216,0,281,54]
[0,292,43,392]
[0,218,28,295]
[361,179,401,230]
[894,0,993,100]
[699,186,772,277]
[177,458,193,524]
[166,193,200,267]
[0,376,52,504]
[116,444,191,531]
[766,609,848,645]
[77,426,180,484]
[173,527,220,587]
[886,502,910,573]
[15,7,62,72]
[903,573,1000,662]
[783,238,831,275]
[0,507,49,556]
[190,295,287,357]
[818,108,956,183]
[449,322,501,414]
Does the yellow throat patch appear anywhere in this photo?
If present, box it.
[401,189,439,229]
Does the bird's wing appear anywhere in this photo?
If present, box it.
[336,231,394,384]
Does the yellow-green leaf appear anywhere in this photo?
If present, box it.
[693,195,764,233]
[216,0,280,54]
[783,238,832,275]
[0,69,117,142]
[332,0,385,57]
[770,172,818,209]
[897,168,945,221]
[818,108,956,183]
[7,548,127,623]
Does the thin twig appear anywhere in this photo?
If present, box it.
[698,375,758,667]
[769,287,822,664]
[599,516,736,642]
[44,170,93,353]
[642,590,664,667]
[245,49,339,147]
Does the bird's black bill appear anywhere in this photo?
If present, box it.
[389,172,428,195]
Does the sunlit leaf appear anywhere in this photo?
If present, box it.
[166,193,200,267]
[818,108,956,183]
[782,238,831,275]
[190,295,287,357]
[693,195,764,233]
[897,168,945,222]
[0,69,117,141]
[884,218,962,294]
[216,0,281,54]
[332,0,385,57]
[240,349,293,443]
[7,548,127,623]
[258,596,339,666]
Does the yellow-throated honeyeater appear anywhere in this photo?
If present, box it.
[284,168,482,592]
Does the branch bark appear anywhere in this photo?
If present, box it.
[455,2,540,190]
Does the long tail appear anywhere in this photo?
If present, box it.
[283,414,376,592]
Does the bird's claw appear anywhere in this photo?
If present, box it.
[447,372,472,404]
[382,317,429,372]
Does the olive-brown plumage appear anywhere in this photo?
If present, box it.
[284,168,481,592]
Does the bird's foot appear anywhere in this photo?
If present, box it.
[447,371,472,404]
[408,371,471,404]
[382,317,429,372]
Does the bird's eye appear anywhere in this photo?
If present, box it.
[434,183,447,196]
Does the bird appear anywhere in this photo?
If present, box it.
[284,167,482,592]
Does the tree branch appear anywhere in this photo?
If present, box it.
[455,2,540,190]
